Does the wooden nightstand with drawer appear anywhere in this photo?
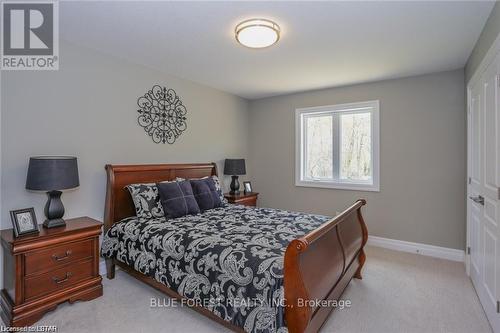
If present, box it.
[0,217,103,327]
[224,192,259,207]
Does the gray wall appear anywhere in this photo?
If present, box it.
[466,1,500,82]
[0,40,250,229]
[248,69,466,250]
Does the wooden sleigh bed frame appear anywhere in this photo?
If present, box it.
[103,163,368,333]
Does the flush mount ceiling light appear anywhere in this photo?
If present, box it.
[235,18,280,49]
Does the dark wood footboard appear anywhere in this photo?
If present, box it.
[284,199,367,333]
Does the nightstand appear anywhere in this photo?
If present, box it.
[0,217,103,327]
[224,192,259,207]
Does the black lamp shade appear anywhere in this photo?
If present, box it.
[26,156,80,191]
[224,159,246,175]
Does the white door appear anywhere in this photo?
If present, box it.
[468,54,500,333]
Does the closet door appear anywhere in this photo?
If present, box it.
[468,55,500,332]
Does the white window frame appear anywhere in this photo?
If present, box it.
[295,100,380,192]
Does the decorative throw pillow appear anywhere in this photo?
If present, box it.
[190,178,222,212]
[126,183,164,219]
[177,175,227,204]
[211,175,227,204]
[157,180,200,219]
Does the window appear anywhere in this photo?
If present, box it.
[295,100,380,191]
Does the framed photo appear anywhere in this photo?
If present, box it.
[243,181,253,194]
[10,208,39,238]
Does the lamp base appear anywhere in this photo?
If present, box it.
[43,190,66,229]
[43,218,66,229]
[229,175,240,195]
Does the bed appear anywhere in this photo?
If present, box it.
[101,163,367,333]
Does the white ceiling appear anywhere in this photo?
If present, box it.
[60,1,494,100]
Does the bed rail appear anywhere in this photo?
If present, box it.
[284,199,367,333]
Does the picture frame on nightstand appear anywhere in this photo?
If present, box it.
[243,181,252,194]
[9,207,39,238]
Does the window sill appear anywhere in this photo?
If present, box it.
[295,180,380,192]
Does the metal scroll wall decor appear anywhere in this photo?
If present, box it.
[136,85,187,144]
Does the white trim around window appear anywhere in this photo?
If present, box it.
[295,100,380,192]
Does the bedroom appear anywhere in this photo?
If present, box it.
[0,1,498,332]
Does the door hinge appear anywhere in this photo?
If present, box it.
[497,300,500,313]
[498,187,500,200]
[468,177,471,185]
[467,246,471,255]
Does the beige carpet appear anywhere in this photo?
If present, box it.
[5,246,492,333]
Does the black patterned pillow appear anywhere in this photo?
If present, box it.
[211,175,227,204]
[126,183,164,219]
[157,180,200,219]
[190,178,222,211]
[177,175,227,204]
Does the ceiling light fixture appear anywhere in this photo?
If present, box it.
[235,18,280,49]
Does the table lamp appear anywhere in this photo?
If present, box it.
[26,156,79,228]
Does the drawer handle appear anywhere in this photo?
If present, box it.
[52,272,72,284]
[52,250,72,261]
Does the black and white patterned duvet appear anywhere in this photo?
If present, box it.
[101,204,331,333]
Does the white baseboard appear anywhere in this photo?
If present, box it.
[367,235,465,262]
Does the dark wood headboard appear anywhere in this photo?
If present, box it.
[104,163,217,231]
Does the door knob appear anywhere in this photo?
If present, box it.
[469,195,485,206]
